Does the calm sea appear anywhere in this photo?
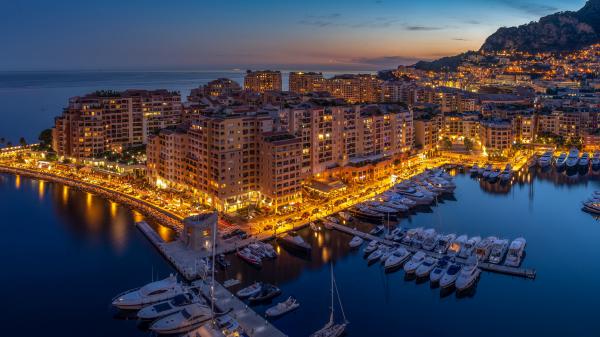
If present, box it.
[0,70,373,144]
[1,168,600,336]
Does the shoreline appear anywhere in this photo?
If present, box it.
[0,164,183,232]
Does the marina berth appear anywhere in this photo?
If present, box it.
[430,257,451,284]
[384,248,411,271]
[349,236,364,248]
[504,238,527,267]
[474,236,497,262]
[459,236,481,259]
[555,153,567,169]
[566,148,580,169]
[434,234,456,254]
[537,151,553,168]
[266,296,300,318]
[439,264,462,289]
[236,282,262,298]
[248,284,281,303]
[112,274,186,310]
[278,232,312,253]
[137,293,202,320]
[149,302,213,334]
[455,257,481,291]
[404,251,427,274]
[415,256,438,278]
[489,239,509,264]
[447,235,467,256]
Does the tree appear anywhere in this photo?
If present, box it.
[0,137,5,147]
[441,136,452,150]
[38,129,53,150]
[19,137,27,147]
[464,138,474,152]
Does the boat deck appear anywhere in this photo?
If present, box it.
[330,223,536,279]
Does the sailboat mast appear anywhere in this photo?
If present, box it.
[329,263,334,323]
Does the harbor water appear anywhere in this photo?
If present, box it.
[1,166,600,336]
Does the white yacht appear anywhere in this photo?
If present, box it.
[434,233,456,254]
[393,185,434,205]
[579,152,590,168]
[367,247,385,263]
[469,164,480,176]
[236,282,262,298]
[566,148,580,169]
[265,296,300,317]
[499,164,512,182]
[488,238,509,264]
[348,236,364,248]
[481,165,493,178]
[455,256,481,291]
[504,238,526,267]
[401,227,423,246]
[150,303,213,334]
[474,236,497,262]
[403,251,427,274]
[538,151,553,168]
[447,234,467,256]
[415,257,438,278]
[458,236,481,259]
[421,229,438,251]
[439,264,462,289]
[384,248,411,271]
[555,153,567,168]
[488,169,501,182]
[137,293,202,320]
[112,274,186,310]
[363,241,379,255]
[429,257,450,284]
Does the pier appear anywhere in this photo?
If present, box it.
[329,223,537,279]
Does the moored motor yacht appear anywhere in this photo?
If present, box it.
[248,284,281,303]
[278,231,312,253]
[384,248,411,271]
[112,274,186,310]
[555,152,567,169]
[579,152,590,169]
[447,234,467,256]
[367,247,385,263]
[429,257,450,284]
[236,282,262,298]
[474,236,497,262]
[421,229,438,251]
[265,296,300,317]
[138,293,203,320]
[488,238,509,264]
[455,256,481,291]
[504,237,526,267]
[393,185,434,205]
[481,165,493,178]
[499,164,513,182]
[439,264,462,289]
[538,151,553,168]
[469,164,479,176]
[401,227,423,246]
[363,240,379,255]
[488,169,501,182]
[592,151,600,171]
[566,148,580,169]
[458,236,481,259]
[237,248,262,267]
[434,233,456,254]
[415,256,438,278]
[403,251,427,274]
[349,236,364,248]
[369,225,385,236]
[150,302,213,335]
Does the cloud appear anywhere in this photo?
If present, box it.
[452,37,470,41]
[463,19,482,25]
[353,55,423,67]
[494,0,558,16]
[298,14,401,29]
[403,25,444,31]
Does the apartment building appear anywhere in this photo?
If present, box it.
[480,119,514,153]
[326,74,382,103]
[244,70,282,93]
[289,72,325,94]
[414,114,443,152]
[53,89,182,159]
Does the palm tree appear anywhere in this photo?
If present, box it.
[0,137,5,148]
[19,137,27,147]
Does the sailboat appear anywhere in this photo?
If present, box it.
[310,265,348,337]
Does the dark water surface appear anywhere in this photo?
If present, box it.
[1,167,600,336]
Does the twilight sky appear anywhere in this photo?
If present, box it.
[0,0,587,71]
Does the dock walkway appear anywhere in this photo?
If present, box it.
[330,223,536,279]
[193,279,287,337]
